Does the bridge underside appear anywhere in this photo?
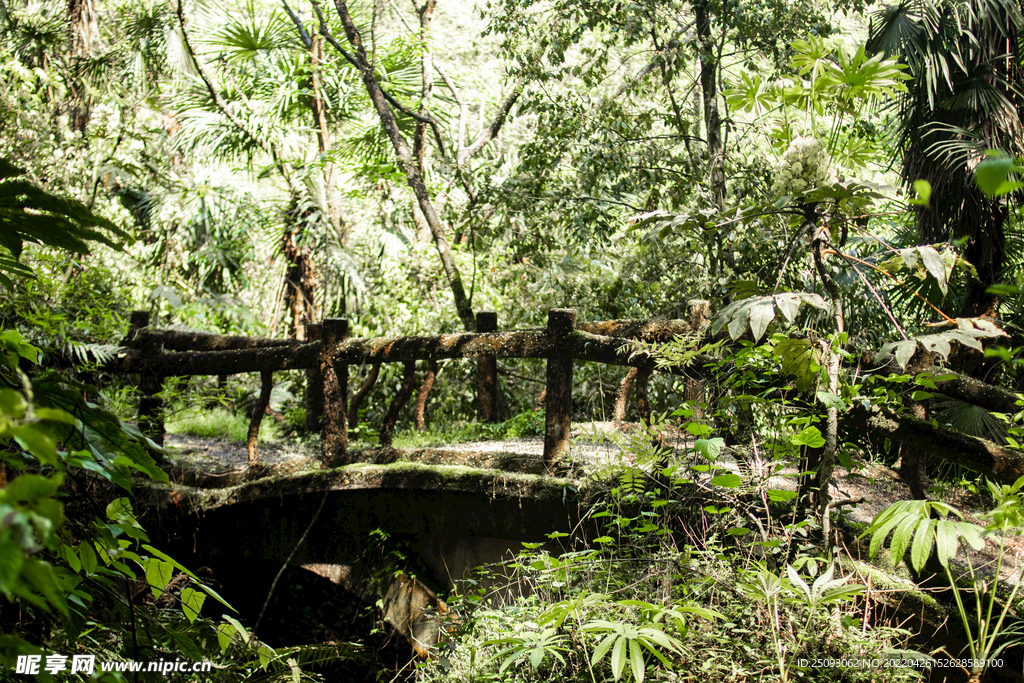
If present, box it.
[145,463,587,591]
[192,487,578,585]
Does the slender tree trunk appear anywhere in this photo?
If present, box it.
[328,0,477,330]
[695,1,725,210]
[281,215,317,340]
[348,363,381,430]
[414,359,438,430]
[613,367,638,427]
[248,370,273,466]
[694,1,728,278]
[380,361,417,446]
[308,32,346,244]
[810,216,844,547]
[66,0,95,132]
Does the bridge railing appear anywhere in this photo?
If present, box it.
[112,307,709,469]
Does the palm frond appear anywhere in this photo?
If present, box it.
[931,395,1008,442]
[204,0,297,60]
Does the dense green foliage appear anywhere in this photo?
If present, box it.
[5,0,1024,678]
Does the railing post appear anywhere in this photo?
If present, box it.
[685,300,710,417]
[130,311,165,449]
[543,308,576,467]
[636,367,652,427]
[476,311,498,423]
[305,322,324,432]
[320,318,349,468]
[248,369,272,467]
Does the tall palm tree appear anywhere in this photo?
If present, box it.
[868,0,1024,318]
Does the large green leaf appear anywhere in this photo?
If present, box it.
[0,159,127,288]
[774,337,821,391]
[976,155,1024,197]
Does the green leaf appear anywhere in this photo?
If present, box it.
[62,544,81,573]
[710,473,742,488]
[767,489,797,502]
[774,293,802,324]
[910,517,936,573]
[79,542,98,574]
[680,605,724,621]
[866,513,903,559]
[909,179,931,206]
[791,426,825,448]
[10,426,58,466]
[6,473,62,503]
[934,519,957,568]
[0,539,24,592]
[727,307,749,340]
[889,512,917,565]
[894,340,917,369]
[22,557,68,617]
[216,623,237,653]
[815,391,847,410]
[919,247,949,294]
[785,564,810,600]
[106,498,135,523]
[774,337,821,392]
[749,299,776,341]
[223,614,251,644]
[957,522,985,551]
[694,437,725,461]
[145,559,174,598]
[529,643,544,670]
[629,639,644,683]
[611,637,626,681]
[976,155,1019,197]
[591,632,617,665]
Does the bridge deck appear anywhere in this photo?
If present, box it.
[162,421,689,488]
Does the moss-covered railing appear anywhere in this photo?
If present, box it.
[111,308,708,469]
[111,306,1024,485]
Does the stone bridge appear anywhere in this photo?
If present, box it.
[140,460,590,654]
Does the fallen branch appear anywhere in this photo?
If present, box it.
[842,405,1024,484]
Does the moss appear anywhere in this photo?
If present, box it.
[162,460,585,512]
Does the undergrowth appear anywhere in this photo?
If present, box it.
[167,406,281,442]
[411,427,930,683]
[391,411,545,449]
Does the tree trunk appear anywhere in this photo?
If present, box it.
[380,361,417,447]
[613,367,638,426]
[66,0,95,132]
[282,209,317,340]
[695,1,725,210]
[309,32,345,243]
[349,363,381,431]
[330,0,475,331]
[415,360,438,430]
[248,370,273,466]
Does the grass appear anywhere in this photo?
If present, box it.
[166,407,281,442]
[390,411,546,449]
